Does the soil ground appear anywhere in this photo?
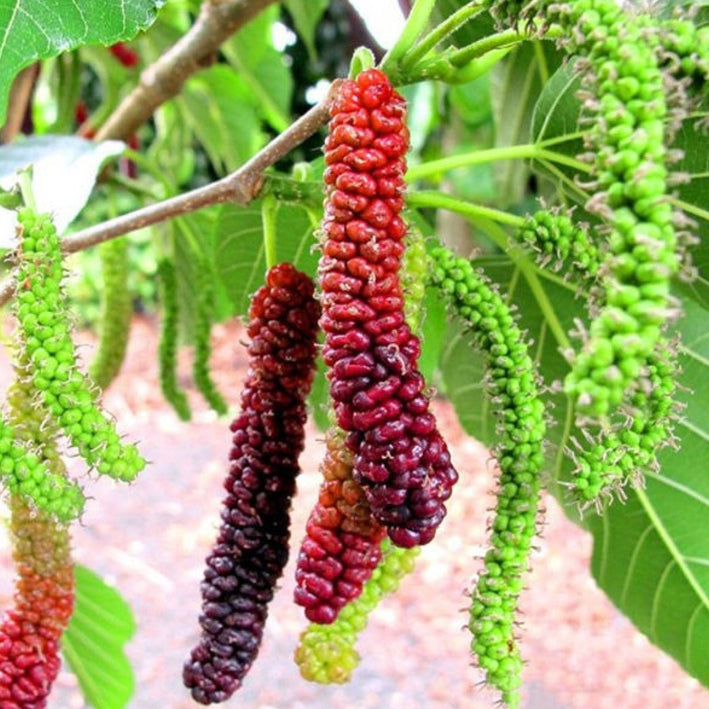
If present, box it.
[1,315,707,709]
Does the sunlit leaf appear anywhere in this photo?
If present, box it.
[0,136,125,243]
[62,565,135,709]
[213,201,318,317]
[284,0,328,59]
[0,0,163,125]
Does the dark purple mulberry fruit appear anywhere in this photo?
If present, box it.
[182,264,320,704]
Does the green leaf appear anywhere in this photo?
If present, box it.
[178,65,264,174]
[62,564,136,709]
[221,5,293,132]
[284,0,328,59]
[0,135,125,242]
[491,41,563,206]
[213,201,318,317]
[173,209,219,342]
[529,60,591,203]
[0,0,163,125]
[448,74,493,130]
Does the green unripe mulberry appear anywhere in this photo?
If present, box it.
[294,540,419,684]
[569,340,678,505]
[14,208,145,482]
[519,210,601,280]
[1,355,84,522]
[401,226,428,333]
[429,245,546,709]
[546,0,680,420]
[157,258,191,421]
[192,267,227,416]
[88,239,132,390]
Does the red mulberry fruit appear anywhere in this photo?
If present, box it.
[294,428,386,624]
[0,498,74,709]
[182,264,320,704]
[319,68,458,548]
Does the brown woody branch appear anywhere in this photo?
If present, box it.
[95,0,279,141]
[0,86,337,307]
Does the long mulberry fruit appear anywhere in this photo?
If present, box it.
[293,428,386,624]
[429,246,546,709]
[1,361,84,522]
[182,263,320,704]
[14,208,145,482]
[546,0,679,419]
[1,359,75,708]
[319,68,457,548]
[193,267,228,416]
[88,239,132,391]
[157,258,191,421]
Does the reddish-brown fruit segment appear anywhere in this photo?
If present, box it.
[183,264,320,705]
[294,428,386,624]
[319,68,458,548]
[109,42,139,68]
[0,499,74,709]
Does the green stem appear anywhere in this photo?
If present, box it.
[400,1,483,69]
[382,0,437,70]
[537,131,587,148]
[450,28,525,66]
[448,23,563,67]
[406,190,525,228]
[406,144,590,182]
[262,193,278,271]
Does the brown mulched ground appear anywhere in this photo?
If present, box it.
[1,315,707,709]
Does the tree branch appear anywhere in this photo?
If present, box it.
[95,0,279,141]
[0,86,337,308]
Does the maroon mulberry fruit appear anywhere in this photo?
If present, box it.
[182,264,320,704]
[319,68,458,547]
[294,428,386,624]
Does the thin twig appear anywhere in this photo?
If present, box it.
[95,0,279,141]
[0,86,337,308]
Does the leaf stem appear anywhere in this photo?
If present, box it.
[406,190,525,228]
[406,144,590,182]
[382,0,437,70]
[400,1,483,69]
[261,193,278,270]
[448,24,563,68]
